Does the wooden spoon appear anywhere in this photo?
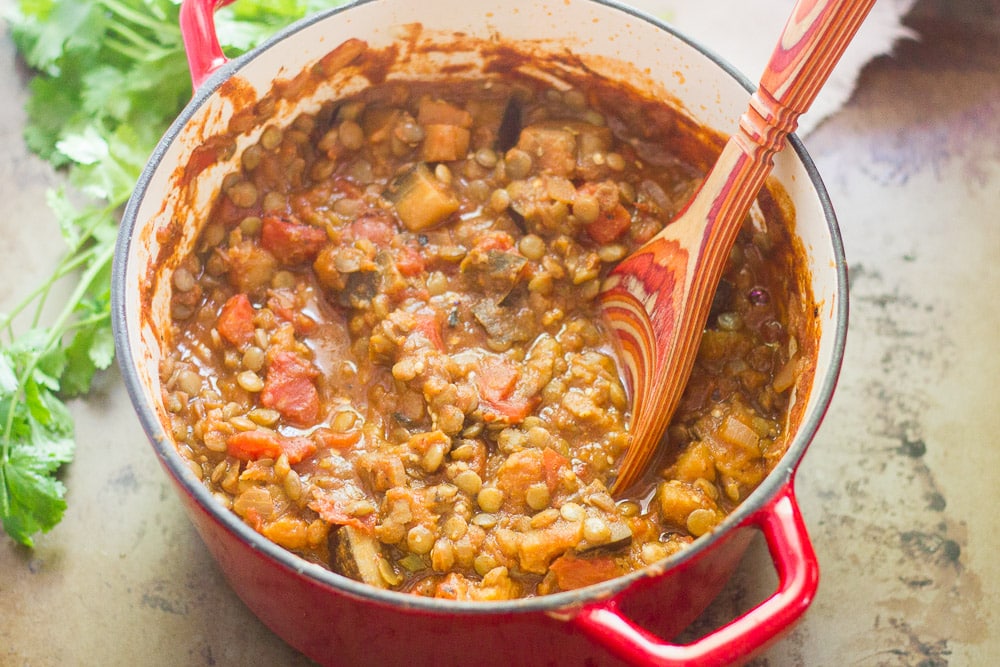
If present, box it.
[603,0,874,494]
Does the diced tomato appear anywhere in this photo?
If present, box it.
[542,447,569,492]
[280,435,318,464]
[260,215,328,264]
[549,553,622,590]
[266,292,317,335]
[313,427,362,451]
[227,429,282,460]
[226,430,316,464]
[477,356,519,400]
[485,396,535,424]
[413,313,444,351]
[495,448,545,511]
[216,293,256,347]
[471,231,515,253]
[261,350,320,426]
[585,203,631,244]
[213,192,259,228]
[349,213,396,246]
[578,182,632,244]
[308,488,375,530]
[476,356,537,424]
[398,285,431,303]
[395,245,425,277]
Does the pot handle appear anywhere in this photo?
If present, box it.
[179,0,238,89]
[571,485,818,667]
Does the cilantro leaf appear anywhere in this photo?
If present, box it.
[0,350,74,546]
[1,420,74,547]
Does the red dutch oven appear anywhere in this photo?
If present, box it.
[111,0,849,665]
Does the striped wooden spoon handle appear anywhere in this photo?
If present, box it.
[604,0,875,494]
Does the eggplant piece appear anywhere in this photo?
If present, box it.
[507,207,528,234]
[485,250,529,304]
[339,270,379,309]
[709,278,736,320]
[385,163,459,231]
[496,97,523,153]
[471,298,535,345]
[330,525,391,588]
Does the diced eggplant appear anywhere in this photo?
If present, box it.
[485,250,528,277]
[471,298,534,345]
[515,120,614,179]
[330,525,390,588]
[459,243,529,304]
[709,278,736,320]
[416,98,473,162]
[421,124,471,162]
[507,207,528,234]
[339,270,379,308]
[385,163,460,231]
[571,122,614,180]
[484,250,529,304]
[496,97,523,152]
[517,123,577,177]
[417,96,474,127]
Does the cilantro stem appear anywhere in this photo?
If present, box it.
[0,232,105,337]
[30,246,103,328]
[105,22,167,56]
[98,0,182,38]
[39,244,115,375]
[28,201,120,329]
[0,466,9,521]
[1,242,115,455]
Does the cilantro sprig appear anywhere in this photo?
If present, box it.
[2,0,346,547]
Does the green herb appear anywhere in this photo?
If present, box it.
[1,0,347,547]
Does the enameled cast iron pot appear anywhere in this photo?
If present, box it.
[111,0,849,664]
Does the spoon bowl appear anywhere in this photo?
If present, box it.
[604,0,875,493]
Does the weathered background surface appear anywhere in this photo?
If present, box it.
[2,1,998,665]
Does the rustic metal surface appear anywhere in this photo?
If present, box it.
[1,2,997,665]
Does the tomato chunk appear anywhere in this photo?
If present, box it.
[261,350,320,426]
[309,486,375,530]
[395,245,425,277]
[477,356,519,401]
[586,206,630,244]
[349,212,396,245]
[476,356,536,423]
[578,182,631,244]
[549,553,622,590]
[542,447,569,492]
[226,429,281,460]
[216,293,256,347]
[261,215,328,264]
[413,313,444,351]
[313,427,362,451]
[226,430,317,464]
[281,435,318,464]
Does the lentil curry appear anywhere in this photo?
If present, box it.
[161,59,814,600]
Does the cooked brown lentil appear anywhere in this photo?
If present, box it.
[163,74,811,601]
